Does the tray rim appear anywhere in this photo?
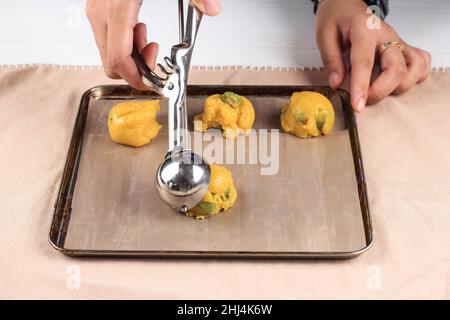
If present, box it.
[49,84,373,259]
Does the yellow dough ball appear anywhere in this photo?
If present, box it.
[194,92,255,139]
[281,91,335,138]
[188,165,238,220]
[108,100,162,147]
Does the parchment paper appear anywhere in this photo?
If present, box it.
[65,93,365,253]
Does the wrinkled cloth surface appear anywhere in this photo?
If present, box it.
[0,65,448,299]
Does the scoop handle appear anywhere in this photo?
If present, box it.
[167,2,203,152]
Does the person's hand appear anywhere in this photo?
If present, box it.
[315,0,431,112]
[86,0,221,90]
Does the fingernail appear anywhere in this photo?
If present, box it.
[328,71,340,88]
[203,0,220,15]
[356,96,366,112]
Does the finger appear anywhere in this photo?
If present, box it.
[367,46,407,103]
[394,47,431,94]
[419,50,432,83]
[133,23,159,71]
[192,0,221,16]
[415,49,432,83]
[140,43,159,70]
[106,0,147,90]
[134,22,148,52]
[350,32,377,112]
[316,24,346,88]
[86,2,119,79]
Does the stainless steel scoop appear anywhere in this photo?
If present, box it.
[132,0,210,214]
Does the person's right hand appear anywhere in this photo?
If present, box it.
[86,0,221,90]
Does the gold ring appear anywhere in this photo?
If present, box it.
[380,41,405,55]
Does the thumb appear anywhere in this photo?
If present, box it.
[191,0,221,16]
[316,25,346,89]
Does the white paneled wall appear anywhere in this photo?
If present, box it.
[0,0,449,67]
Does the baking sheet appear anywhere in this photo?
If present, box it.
[51,86,371,257]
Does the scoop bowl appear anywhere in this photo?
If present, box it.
[156,148,211,214]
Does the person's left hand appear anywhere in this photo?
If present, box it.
[315,0,432,112]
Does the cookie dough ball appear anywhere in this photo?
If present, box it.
[194,92,255,139]
[108,100,162,147]
[188,165,238,220]
[281,91,335,138]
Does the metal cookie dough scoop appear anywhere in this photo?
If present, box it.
[132,0,210,214]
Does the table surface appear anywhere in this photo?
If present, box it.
[0,0,449,68]
[0,65,448,299]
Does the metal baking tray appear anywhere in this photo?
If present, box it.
[49,85,372,259]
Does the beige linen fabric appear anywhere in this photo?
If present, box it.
[0,65,448,299]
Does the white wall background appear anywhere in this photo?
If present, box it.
[0,0,449,68]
